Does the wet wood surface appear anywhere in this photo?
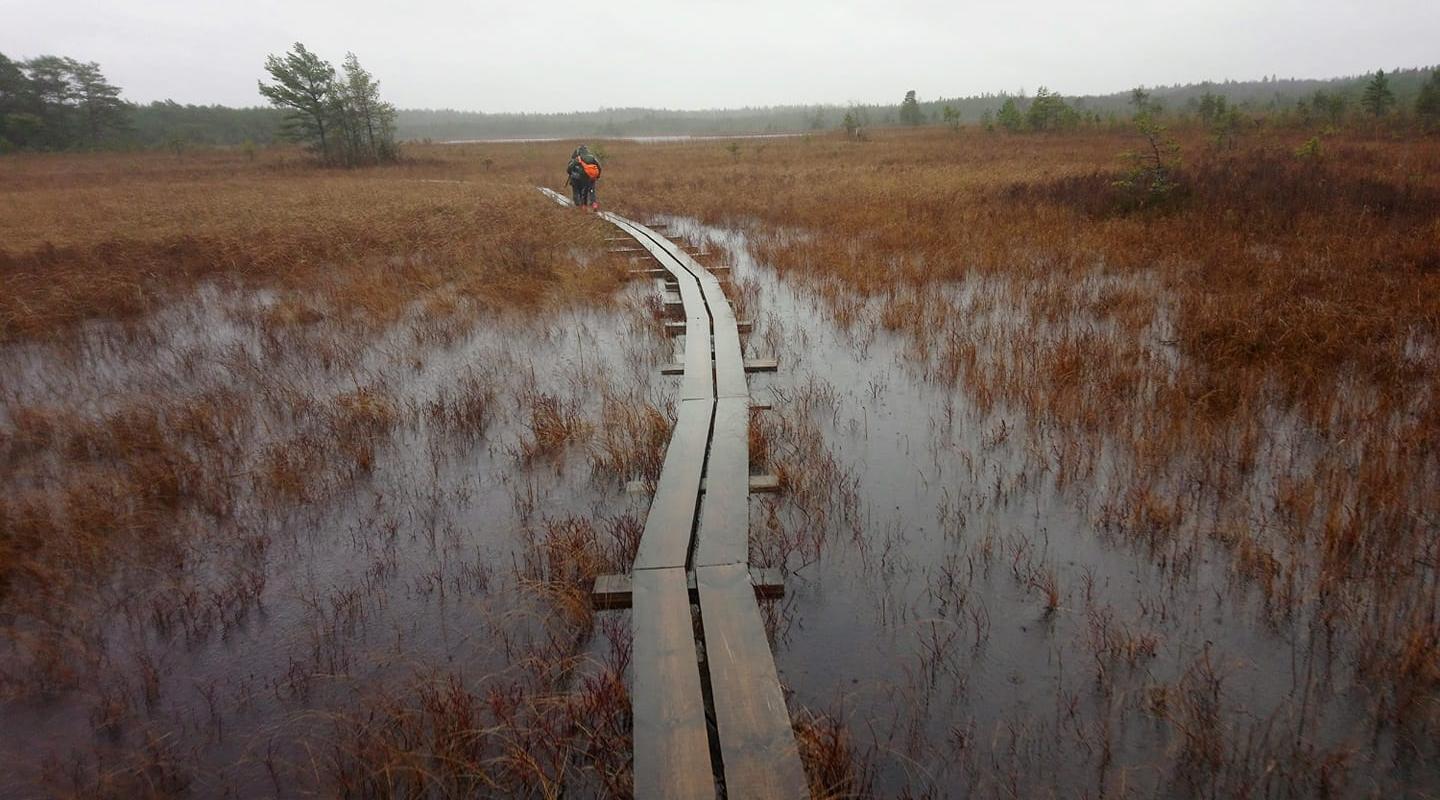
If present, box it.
[555,199,804,798]
[696,563,810,799]
[631,567,717,799]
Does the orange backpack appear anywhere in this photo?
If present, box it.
[581,158,601,180]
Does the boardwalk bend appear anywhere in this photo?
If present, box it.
[538,187,807,798]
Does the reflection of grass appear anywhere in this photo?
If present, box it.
[596,126,1440,790]
[10,129,1439,794]
[0,145,639,795]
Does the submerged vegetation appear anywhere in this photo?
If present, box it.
[608,124,1440,795]
[1,118,1438,796]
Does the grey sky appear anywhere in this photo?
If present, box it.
[2,0,1437,112]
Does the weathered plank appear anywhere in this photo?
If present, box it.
[572,205,807,799]
[661,357,777,375]
[626,474,779,495]
[695,398,751,567]
[695,563,809,799]
[665,320,752,336]
[679,315,714,400]
[633,400,713,569]
[537,186,573,207]
[591,567,785,610]
[632,568,716,799]
[713,324,748,398]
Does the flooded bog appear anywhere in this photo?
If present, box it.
[661,217,1438,798]
[2,216,1435,799]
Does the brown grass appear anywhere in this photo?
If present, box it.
[590,125,1440,786]
[6,126,1439,796]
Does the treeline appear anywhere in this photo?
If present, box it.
[0,46,396,158]
[904,67,1440,133]
[0,54,128,150]
[130,103,283,148]
[4,55,1438,153]
[406,67,1440,140]
[398,105,834,141]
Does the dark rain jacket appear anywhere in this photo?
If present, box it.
[566,147,602,185]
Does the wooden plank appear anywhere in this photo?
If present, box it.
[747,474,781,493]
[626,474,779,495]
[695,563,808,798]
[537,186,573,207]
[680,315,714,401]
[632,568,716,799]
[592,572,634,610]
[694,398,750,568]
[666,320,751,336]
[590,567,786,609]
[634,400,713,569]
[713,324,748,399]
[661,357,776,376]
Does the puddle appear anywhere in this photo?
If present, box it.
[662,216,1436,797]
[0,278,662,796]
[2,217,1434,797]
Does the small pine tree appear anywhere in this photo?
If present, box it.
[1026,87,1074,131]
[1129,86,1160,117]
[1116,110,1181,208]
[899,89,923,126]
[941,104,960,132]
[997,97,1024,132]
[1361,69,1395,117]
[1195,91,1227,126]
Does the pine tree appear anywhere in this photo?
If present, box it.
[941,104,960,132]
[1361,70,1395,117]
[340,53,397,163]
[24,56,77,148]
[0,53,28,148]
[899,89,923,126]
[69,60,128,146]
[259,43,338,161]
[1026,87,1073,131]
[997,97,1024,132]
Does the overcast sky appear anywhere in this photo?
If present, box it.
[2,0,1437,112]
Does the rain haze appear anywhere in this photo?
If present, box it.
[5,0,1440,797]
[3,0,1439,110]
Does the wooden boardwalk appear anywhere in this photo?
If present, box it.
[539,187,807,798]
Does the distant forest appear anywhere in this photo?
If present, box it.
[1,51,1437,151]
[399,68,1440,140]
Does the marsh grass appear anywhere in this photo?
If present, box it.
[596,127,1440,794]
[7,128,1439,797]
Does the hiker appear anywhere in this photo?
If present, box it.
[566,144,602,210]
